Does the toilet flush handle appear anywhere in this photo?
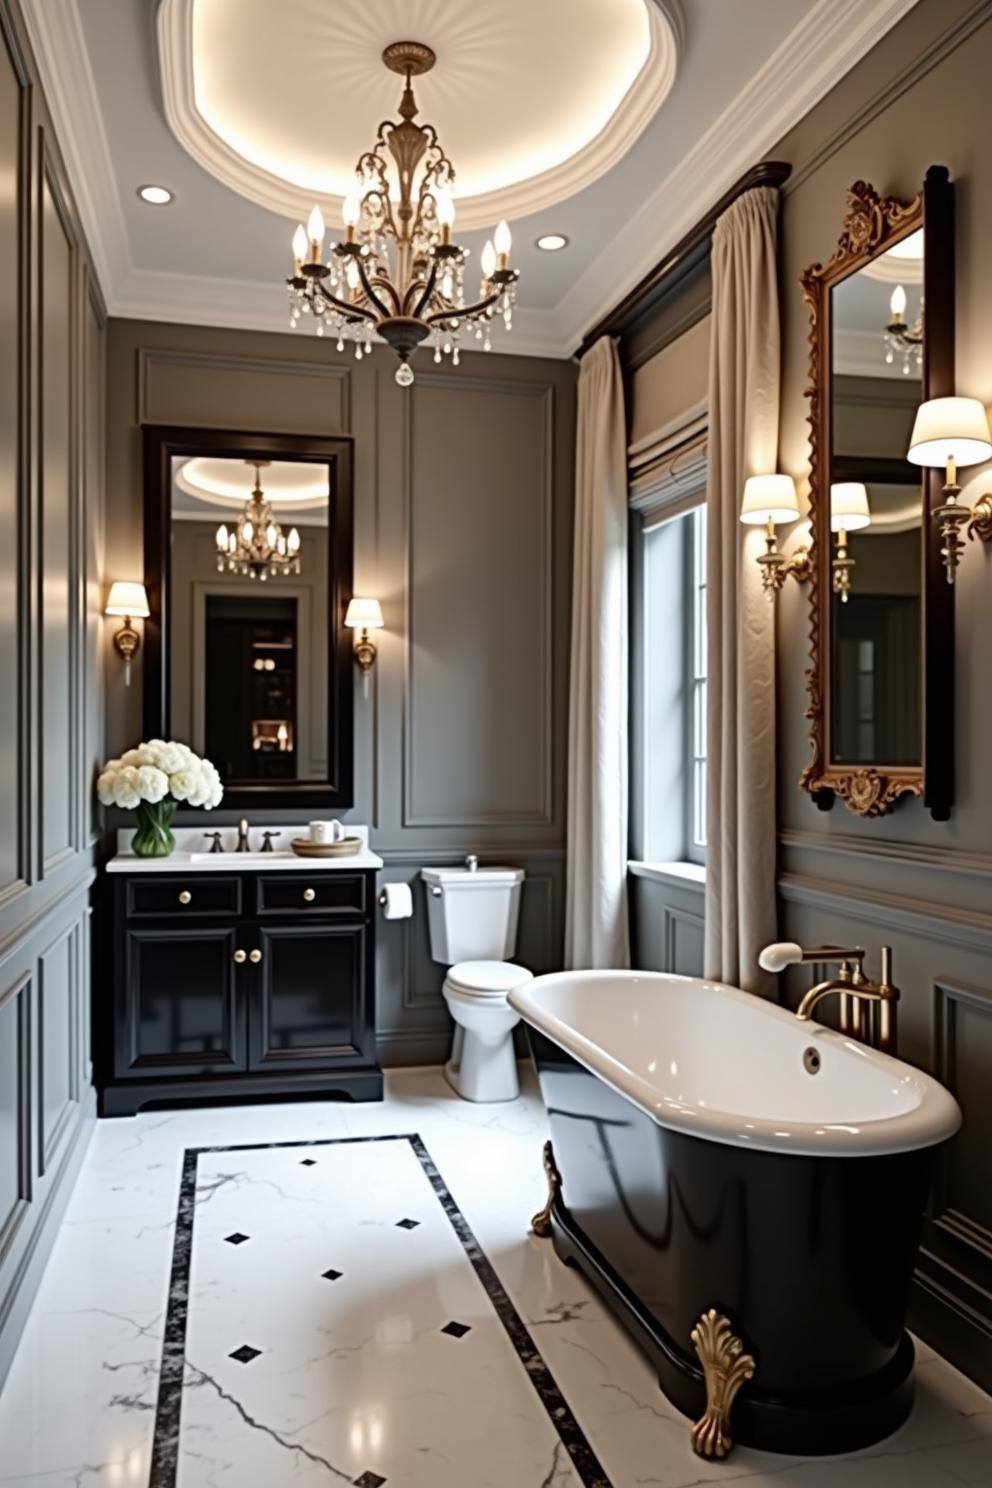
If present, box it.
[465,854,479,872]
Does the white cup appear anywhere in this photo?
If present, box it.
[309,820,345,844]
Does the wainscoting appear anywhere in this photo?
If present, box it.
[103,323,577,1067]
[0,0,105,1386]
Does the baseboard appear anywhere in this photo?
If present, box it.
[0,1091,96,1391]
[377,1028,452,1067]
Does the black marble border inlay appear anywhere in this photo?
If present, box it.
[148,1133,613,1488]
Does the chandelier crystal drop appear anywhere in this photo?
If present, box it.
[285,42,520,386]
[215,460,301,581]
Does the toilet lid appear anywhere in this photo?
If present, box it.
[446,961,534,998]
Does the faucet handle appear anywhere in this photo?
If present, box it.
[204,830,224,854]
[261,831,281,853]
[758,941,803,973]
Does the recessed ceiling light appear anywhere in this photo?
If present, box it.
[535,233,569,252]
[137,185,173,205]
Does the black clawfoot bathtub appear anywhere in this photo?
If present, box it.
[510,970,961,1457]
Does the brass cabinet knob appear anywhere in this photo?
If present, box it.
[303,887,316,903]
[178,890,192,905]
[249,948,263,964]
[233,949,247,964]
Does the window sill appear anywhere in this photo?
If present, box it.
[627,860,706,891]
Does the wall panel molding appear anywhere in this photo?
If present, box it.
[402,377,555,830]
[779,827,992,882]
[778,873,992,954]
[136,347,352,432]
[0,972,32,1264]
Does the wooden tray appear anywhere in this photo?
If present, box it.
[290,837,363,859]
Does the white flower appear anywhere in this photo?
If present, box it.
[96,739,224,812]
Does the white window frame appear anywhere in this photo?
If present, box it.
[628,422,708,873]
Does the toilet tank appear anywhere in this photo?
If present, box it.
[421,865,525,965]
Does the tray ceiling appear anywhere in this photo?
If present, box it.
[159,0,679,229]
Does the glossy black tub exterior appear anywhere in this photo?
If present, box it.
[526,1028,937,1454]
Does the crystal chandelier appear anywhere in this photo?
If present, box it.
[883,283,923,375]
[215,460,301,580]
[285,42,519,386]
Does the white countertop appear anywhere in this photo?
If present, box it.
[107,824,382,873]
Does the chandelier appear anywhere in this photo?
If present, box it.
[285,41,519,386]
[215,460,301,580]
[883,283,923,375]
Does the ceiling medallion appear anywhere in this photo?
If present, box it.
[215,460,302,579]
[285,43,519,386]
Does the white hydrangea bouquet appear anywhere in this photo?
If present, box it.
[97,739,223,858]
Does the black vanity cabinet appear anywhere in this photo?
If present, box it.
[98,868,382,1115]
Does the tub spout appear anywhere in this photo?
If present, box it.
[795,946,899,1054]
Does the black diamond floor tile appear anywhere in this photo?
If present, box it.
[440,1320,471,1339]
[228,1344,261,1364]
[353,1473,386,1488]
[299,1157,317,1166]
[321,1268,343,1282]
[395,1217,419,1230]
[223,1232,250,1246]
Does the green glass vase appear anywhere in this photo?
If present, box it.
[131,799,177,858]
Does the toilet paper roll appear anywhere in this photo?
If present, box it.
[379,882,413,920]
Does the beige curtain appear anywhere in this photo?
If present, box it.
[565,336,630,970]
[704,186,781,996]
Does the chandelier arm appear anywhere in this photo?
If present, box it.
[427,289,501,325]
[407,261,439,319]
[312,281,379,325]
[355,259,399,318]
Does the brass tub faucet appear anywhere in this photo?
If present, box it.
[759,941,899,1055]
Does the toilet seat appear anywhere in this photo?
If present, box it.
[445,961,533,999]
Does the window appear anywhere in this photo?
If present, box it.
[631,502,708,866]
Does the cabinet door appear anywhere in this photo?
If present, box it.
[248,922,372,1071]
[120,925,246,1078]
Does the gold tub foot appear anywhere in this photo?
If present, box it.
[531,1140,562,1238]
[689,1308,756,1460]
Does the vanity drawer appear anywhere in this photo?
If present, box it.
[254,873,367,917]
[125,875,242,918]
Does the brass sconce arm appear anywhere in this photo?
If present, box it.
[740,477,810,598]
[966,492,992,544]
[757,531,811,595]
[907,398,992,583]
[344,597,384,699]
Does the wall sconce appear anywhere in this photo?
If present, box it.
[739,475,810,595]
[344,597,384,699]
[830,482,871,603]
[907,396,992,583]
[105,581,149,687]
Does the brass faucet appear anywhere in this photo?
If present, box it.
[236,818,251,853]
[759,941,899,1054]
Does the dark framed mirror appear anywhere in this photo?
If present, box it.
[143,425,355,811]
[800,166,955,820]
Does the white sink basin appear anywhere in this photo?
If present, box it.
[189,851,297,864]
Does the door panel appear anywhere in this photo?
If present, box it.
[121,926,245,1076]
[250,922,370,1070]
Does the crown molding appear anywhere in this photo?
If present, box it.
[110,265,572,359]
[23,0,919,362]
[157,0,680,232]
[554,0,921,352]
[20,0,130,295]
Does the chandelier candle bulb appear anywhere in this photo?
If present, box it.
[292,223,307,273]
[494,219,512,269]
[480,239,496,281]
[889,283,907,322]
[307,204,325,260]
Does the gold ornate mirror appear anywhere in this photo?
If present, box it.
[800,167,954,820]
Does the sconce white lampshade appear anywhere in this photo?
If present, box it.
[344,597,384,629]
[105,581,149,618]
[907,397,992,468]
[739,474,800,526]
[830,482,871,533]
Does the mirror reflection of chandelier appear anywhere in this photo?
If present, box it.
[215,460,301,580]
[285,41,519,387]
[884,283,923,374]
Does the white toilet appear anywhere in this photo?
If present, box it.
[422,859,533,1102]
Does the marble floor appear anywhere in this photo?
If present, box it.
[0,1067,990,1488]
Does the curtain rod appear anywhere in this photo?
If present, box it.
[575,159,792,359]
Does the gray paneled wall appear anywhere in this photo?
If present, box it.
[0,0,104,1387]
[103,321,576,1067]
[626,0,992,1389]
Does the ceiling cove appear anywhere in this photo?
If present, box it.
[157,0,682,231]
